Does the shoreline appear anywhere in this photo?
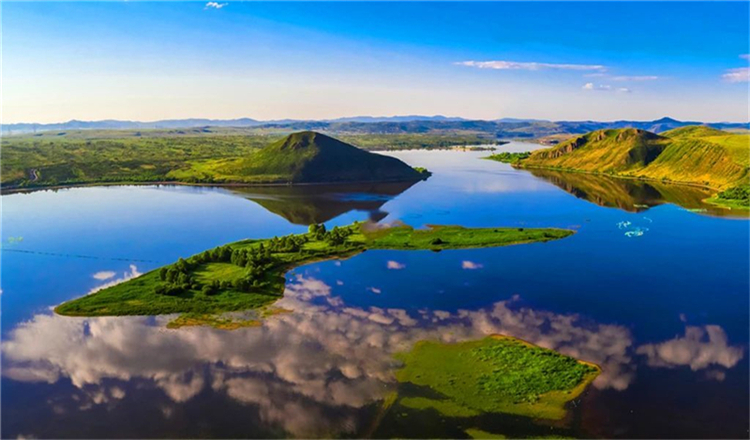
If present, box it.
[0,176,429,196]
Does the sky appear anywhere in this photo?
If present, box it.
[2,2,749,123]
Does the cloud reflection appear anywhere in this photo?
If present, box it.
[3,277,743,436]
[636,325,744,371]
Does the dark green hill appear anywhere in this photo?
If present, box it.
[217,131,429,184]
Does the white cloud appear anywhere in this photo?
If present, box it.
[204,2,227,9]
[461,261,483,270]
[611,75,659,81]
[722,67,749,83]
[456,60,606,72]
[582,83,631,93]
[386,261,405,270]
[582,82,611,91]
[367,287,382,294]
[739,54,750,61]
[92,271,116,281]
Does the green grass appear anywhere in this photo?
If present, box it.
[518,126,749,191]
[705,183,750,210]
[394,336,600,420]
[1,130,488,191]
[193,262,248,284]
[484,152,531,164]
[54,223,574,326]
[211,131,426,184]
[361,224,572,250]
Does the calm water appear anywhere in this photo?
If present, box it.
[2,147,748,439]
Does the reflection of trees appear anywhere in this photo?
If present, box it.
[3,277,743,437]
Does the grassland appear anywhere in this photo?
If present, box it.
[484,152,531,164]
[393,336,600,421]
[0,129,491,191]
[55,223,574,326]
[514,126,749,210]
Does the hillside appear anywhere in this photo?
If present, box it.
[1,131,429,191]
[521,127,748,188]
[209,131,429,184]
[518,126,749,209]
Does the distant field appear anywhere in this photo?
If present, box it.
[0,130,494,190]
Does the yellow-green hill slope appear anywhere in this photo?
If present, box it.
[522,126,748,190]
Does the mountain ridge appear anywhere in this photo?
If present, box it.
[5,116,748,137]
[520,126,749,191]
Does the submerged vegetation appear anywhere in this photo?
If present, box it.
[393,336,599,420]
[55,223,573,325]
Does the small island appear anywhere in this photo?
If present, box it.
[55,223,574,326]
[393,335,600,421]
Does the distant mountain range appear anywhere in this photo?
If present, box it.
[3,115,748,137]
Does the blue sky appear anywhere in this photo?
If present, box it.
[3,2,748,123]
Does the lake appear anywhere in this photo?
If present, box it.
[2,147,748,439]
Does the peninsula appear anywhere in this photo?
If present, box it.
[55,222,574,325]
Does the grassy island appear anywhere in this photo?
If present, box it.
[55,223,573,325]
[393,336,600,421]
[484,152,531,164]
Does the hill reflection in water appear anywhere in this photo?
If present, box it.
[528,169,744,218]
[229,180,419,225]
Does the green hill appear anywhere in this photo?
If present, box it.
[521,126,748,188]
[518,126,749,209]
[207,131,429,184]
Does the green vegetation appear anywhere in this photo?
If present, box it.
[393,336,599,420]
[484,152,531,164]
[509,127,749,213]
[200,131,428,184]
[1,129,486,191]
[518,127,748,190]
[706,184,750,210]
[55,223,574,326]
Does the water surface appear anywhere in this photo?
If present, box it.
[2,147,748,438]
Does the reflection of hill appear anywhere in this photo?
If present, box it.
[229,180,418,225]
[529,169,740,217]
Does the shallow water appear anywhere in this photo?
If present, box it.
[2,146,748,438]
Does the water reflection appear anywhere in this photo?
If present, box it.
[528,168,743,217]
[4,276,743,438]
[229,181,419,225]
[636,325,744,371]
